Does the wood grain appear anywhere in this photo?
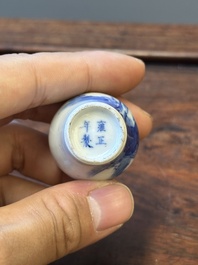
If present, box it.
[0,18,197,264]
[1,18,198,62]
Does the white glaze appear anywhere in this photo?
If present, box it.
[64,102,127,165]
[49,93,139,180]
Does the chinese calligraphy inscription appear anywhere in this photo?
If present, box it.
[81,120,107,148]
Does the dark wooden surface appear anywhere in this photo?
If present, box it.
[0,18,197,265]
[1,18,198,62]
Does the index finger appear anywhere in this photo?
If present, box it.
[0,51,145,119]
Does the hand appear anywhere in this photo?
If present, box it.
[0,51,152,264]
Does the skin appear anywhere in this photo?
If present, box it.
[0,51,152,265]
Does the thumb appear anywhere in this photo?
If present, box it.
[0,180,134,265]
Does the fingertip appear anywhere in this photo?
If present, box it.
[132,56,146,75]
[81,51,146,95]
[139,111,153,139]
[132,106,153,139]
[126,56,146,92]
[88,183,134,231]
[120,98,153,139]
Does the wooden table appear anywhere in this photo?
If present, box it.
[1,19,197,265]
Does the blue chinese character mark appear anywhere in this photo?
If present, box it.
[96,136,107,146]
[80,120,107,148]
[97,120,106,132]
[83,121,90,133]
[81,134,93,148]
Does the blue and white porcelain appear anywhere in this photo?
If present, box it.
[49,92,139,180]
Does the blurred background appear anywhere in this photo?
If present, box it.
[0,0,198,24]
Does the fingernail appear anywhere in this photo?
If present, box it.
[88,183,134,231]
[135,104,152,120]
[133,57,145,66]
[142,109,153,119]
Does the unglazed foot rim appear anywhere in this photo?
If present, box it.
[64,102,127,165]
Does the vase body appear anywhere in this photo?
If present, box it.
[49,92,139,180]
